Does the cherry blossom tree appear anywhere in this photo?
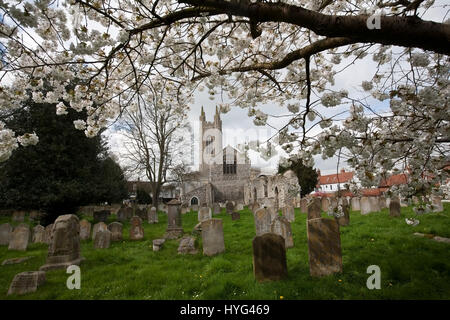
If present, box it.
[0,0,448,198]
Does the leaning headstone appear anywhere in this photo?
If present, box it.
[79,220,91,240]
[369,197,381,213]
[129,216,144,240]
[252,233,288,282]
[40,214,83,271]
[148,207,158,224]
[307,198,322,220]
[12,211,25,223]
[307,218,343,277]
[0,223,13,245]
[165,199,184,239]
[32,225,45,243]
[43,224,53,245]
[389,197,401,217]
[226,201,234,214]
[213,203,221,215]
[231,212,240,220]
[321,197,330,212]
[351,197,360,211]
[254,208,272,236]
[432,196,443,212]
[7,271,46,296]
[300,198,308,214]
[270,216,294,249]
[201,219,225,256]
[92,222,107,241]
[8,224,30,251]
[93,229,111,249]
[107,222,123,241]
[282,205,295,222]
[360,197,371,215]
[153,239,165,251]
[93,210,110,223]
[198,206,212,222]
[177,236,198,254]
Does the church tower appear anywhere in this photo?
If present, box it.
[199,106,223,174]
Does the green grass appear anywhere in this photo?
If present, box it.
[1,203,450,300]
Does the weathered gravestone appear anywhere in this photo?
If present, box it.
[252,233,288,282]
[307,198,322,220]
[117,206,133,222]
[379,196,387,209]
[79,220,91,240]
[165,199,184,239]
[93,210,110,223]
[107,222,123,241]
[351,197,360,211]
[389,197,401,217]
[148,207,158,224]
[360,197,371,215]
[11,211,25,223]
[307,218,343,277]
[92,222,107,241]
[0,223,13,245]
[129,216,144,240]
[270,216,294,249]
[213,203,221,215]
[43,224,53,245]
[321,197,330,212]
[282,205,295,223]
[201,219,225,256]
[231,212,240,220]
[198,206,212,222]
[8,224,30,251]
[432,196,443,212]
[300,198,308,214]
[94,229,112,249]
[7,271,46,296]
[226,201,235,214]
[254,208,272,236]
[153,239,165,251]
[32,225,45,243]
[40,214,83,271]
[369,197,381,213]
[266,206,278,222]
[177,236,198,254]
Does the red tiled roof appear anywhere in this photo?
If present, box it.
[318,171,354,185]
[379,173,408,187]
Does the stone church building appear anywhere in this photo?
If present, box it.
[180,107,300,208]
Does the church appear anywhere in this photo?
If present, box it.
[180,107,301,209]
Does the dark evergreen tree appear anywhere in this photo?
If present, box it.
[278,159,318,197]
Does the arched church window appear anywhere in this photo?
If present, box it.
[190,197,199,205]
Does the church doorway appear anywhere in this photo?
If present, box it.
[190,197,199,206]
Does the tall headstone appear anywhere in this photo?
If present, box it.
[307,218,342,277]
[321,197,330,212]
[32,225,45,243]
[0,223,13,245]
[129,216,144,240]
[369,197,381,213]
[270,216,294,249]
[8,224,30,251]
[165,199,184,239]
[252,233,288,282]
[213,203,221,215]
[307,198,322,220]
[282,205,295,223]
[7,271,46,296]
[254,208,272,236]
[92,222,107,241]
[94,229,112,249]
[300,198,308,214]
[107,222,123,241]
[148,207,158,224]
[351,197,360,211]
[201,219,225,256]
[389,197,401,217]
[226,201,234,214]
[79,219,91,240]
[198,206,212,222]
[360,197,371,215]
[40,214,82,271]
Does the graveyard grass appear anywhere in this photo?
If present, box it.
[1,204,450,300]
